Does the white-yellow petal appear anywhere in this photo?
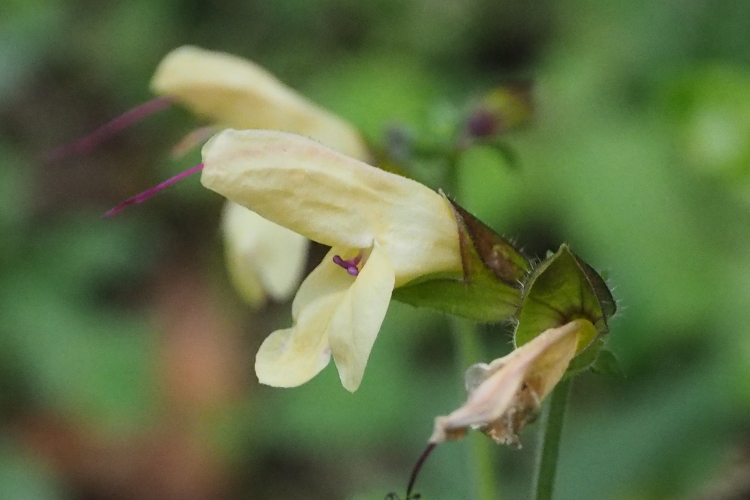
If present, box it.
[328,243,396,392]
[223,202,309,306]
[151,45,369,161]
[255,248,355,387]
[201,129,462,285]
[254,291,341,388]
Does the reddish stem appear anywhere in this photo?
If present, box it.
[406,443,437,499]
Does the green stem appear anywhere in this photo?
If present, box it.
[446,137,497,500]
[451,317,499,500]
[533,377,573,500]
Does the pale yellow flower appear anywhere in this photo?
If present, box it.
[430,319,595,445]
[150,46,370,307]
[200,129,463,391]
[222,202,310,307]
[150,45,369,161]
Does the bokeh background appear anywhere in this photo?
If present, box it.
[4,1,750,499]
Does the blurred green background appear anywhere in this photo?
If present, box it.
[3,0,750,499]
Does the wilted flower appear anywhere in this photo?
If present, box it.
[200,129,463,391]
[430,319,595,446]
[149,46,371,306]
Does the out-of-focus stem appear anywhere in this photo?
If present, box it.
[451,317,499,500]
[533,377,572,500]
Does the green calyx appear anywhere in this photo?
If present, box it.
[392,201,617,374]
[514,244,617,373]
[392,196,532,322]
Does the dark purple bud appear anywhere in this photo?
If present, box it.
[466,109,498,138]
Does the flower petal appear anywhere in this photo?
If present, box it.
[525,319,595,400]
[201,129,462,284]
[430,362,524,443]
[223,202,309,306]
[327,242,396,392]
[151,46,369,161]
[430,319,589,443]
[254,291,342,388]
[291,247,357,321]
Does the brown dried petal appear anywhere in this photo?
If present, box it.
[430,320,589,445]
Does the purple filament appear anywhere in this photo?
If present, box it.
[46,97,173,162]
[406,443,437,499]
[333,253,363,276]
[102,163,204,218]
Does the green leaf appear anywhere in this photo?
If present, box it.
[574,255,617,321]
[514,245,616,373]
[590,348,625,377]
[392,197,532,322]
[471,139,520,171]
[565,336,605,377]
[393,276,521,322]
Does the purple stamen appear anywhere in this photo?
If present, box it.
[102,163,203,218]
[46,97,173,162]
[333,252,363,276]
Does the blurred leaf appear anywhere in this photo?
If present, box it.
[0,216,158,428]
[557,363,735,500]
[305,54,443,141]
[0,0,65,99]
[663,63,750,177]
[0,145,31,261]
[590,348,625,378]
[0,448,61,500]
[455,144,526,229]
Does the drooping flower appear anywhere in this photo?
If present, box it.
[200,129,463,391]
[430,319,595,446]
[149,46,371,306]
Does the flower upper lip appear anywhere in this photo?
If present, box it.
[200,128,463,391]
[201,129,463,286]
[151,45,370,162]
